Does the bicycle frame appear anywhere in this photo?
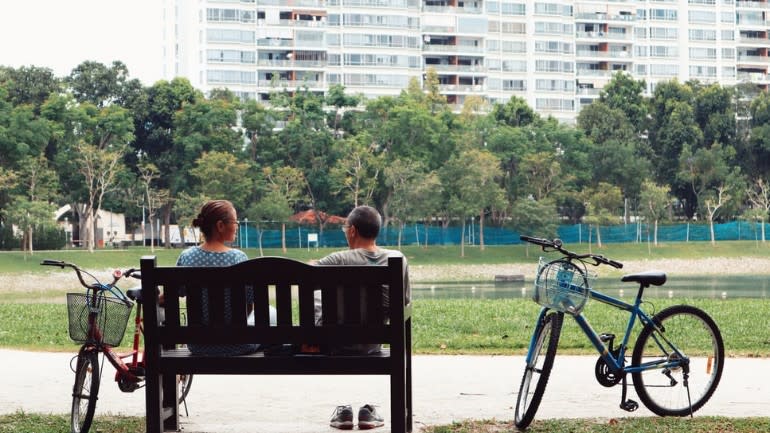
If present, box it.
[527,284,688,375]
[83,285,144,387]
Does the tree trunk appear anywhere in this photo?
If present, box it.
[654,219,659,246]
[709,218,716,246]
[762,219,766,243]
[281,223,287,253]
[397,223,403,248]
[460,219,466,257]
[164,205,172,248]
[27,226,33,255]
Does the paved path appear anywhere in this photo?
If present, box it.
[2,349,768,432]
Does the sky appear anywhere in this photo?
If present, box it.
[0,0,165,85]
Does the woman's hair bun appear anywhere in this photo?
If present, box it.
[192,216,203,227]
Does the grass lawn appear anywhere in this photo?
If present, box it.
[424,417,770,433]
[2,297,769,356]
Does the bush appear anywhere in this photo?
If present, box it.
[32,225,67,250]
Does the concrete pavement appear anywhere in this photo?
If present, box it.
[2,349,768,432]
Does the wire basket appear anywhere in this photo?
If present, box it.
[532,258,596,315]
[66,293,133,346]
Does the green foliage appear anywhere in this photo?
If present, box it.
[0,62,768,245]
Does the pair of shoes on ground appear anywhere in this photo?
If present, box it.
[330,404,384,430]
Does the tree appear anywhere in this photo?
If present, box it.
[325,84,360,137]
[385,158,442,247]
[168,95,242,246]
[0,65,61,112]
[599,72,647,132]
[137,161,170,251]
[440,149,505,256]
[509,198,559,256]
[678,142,742,245]
[246,189,292,256]
[6,154,59,254]
[491,96,538,127]
[66,60,139,108]
[329,133,383,208]
[263,165,306,252]
[582,183,623,248]
[746,178,770,242]
[241,99,276,162]
[190,151,253,211]
[639,180,671,245]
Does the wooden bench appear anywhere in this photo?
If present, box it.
[140,255,412,433]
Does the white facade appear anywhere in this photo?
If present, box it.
[163,0,770,123]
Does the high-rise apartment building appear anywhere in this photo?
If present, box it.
[163,0,770,123]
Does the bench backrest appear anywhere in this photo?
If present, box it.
[139,255,407,349]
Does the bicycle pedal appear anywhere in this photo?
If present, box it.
[620,399,639,412]
[599,333,615,343]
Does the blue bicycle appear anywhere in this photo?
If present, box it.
[515,236,724,429]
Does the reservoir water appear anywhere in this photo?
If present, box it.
[413,275,770,300]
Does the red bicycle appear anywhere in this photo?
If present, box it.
[41,259,192,433]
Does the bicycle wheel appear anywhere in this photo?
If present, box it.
[71,350,100,433]
[514,311,563,430]
[179,374,193,404]
[631,305,724,417]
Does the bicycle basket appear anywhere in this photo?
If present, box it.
[532,258,595,315]
[66,293,133,346]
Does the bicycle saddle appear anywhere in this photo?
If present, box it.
[621,271,666,287]
[126,289,143,302]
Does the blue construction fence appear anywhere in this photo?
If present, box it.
[236,220,770,249]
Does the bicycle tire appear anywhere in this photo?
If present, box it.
[514,311,563,430]
[179,374,193,404]
[71,350,100,433]
[631,305,724,417]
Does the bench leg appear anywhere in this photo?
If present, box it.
[162,374,180,431]
[145,372,163,433]
[406,321,413,432]
[390,355,407,433]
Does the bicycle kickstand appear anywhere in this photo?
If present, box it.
[619,373,639,412]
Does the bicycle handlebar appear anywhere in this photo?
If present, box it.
[520,235,623,269]
[40,260,141,295]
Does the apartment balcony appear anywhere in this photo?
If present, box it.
[576,32,632,41]
[428,64,487,73]
[737,19,770,27]
[258,19,327,28]
[738,71,770,81]
[576,87,602,95]
[423,5,483,14]
[258,0,325,7]
[737,0,770,7]
[576,69,615,78]
[738,54,770,65]
[422,25,456,33]
[574,12,635,22]
[257,59,328,68]
[439,83,485,93]
[422,44,484,53]
[258,79,325,89]
[738,35,770,46]
[576,50,632,60]
[257,39,326,49]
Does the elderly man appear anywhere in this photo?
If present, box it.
[314,205,410,430]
